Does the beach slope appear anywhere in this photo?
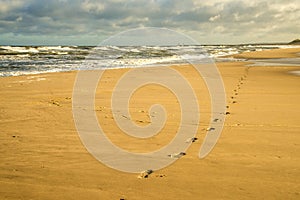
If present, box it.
[0,48,300,200]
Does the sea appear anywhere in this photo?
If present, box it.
[0,44,299,77]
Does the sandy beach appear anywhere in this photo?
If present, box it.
[0,48,300,199]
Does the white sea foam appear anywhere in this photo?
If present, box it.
[37,46,74,51]
[1,46,39,53]
[1,44,299,77]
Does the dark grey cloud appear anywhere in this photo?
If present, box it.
[0,0,299,45]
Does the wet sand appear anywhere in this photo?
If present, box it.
[0,48,300,199]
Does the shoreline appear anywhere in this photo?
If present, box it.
[1,46,300,78]
[0,48,299,200]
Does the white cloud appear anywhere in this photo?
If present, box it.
[0,0,299,45]
[209,14,220,22]
[16,16,23,22]
[0,0,25,13]
[81,0,105,13]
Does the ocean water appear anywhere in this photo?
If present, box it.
[0,44,298,77]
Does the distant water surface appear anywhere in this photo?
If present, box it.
[0,45,299,77]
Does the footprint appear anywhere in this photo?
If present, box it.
[206,127,215,131]
[168,152,186,159]
[138,169,153,178]
[121,115,130,120]
[49,100,60,106]
[185,137,198,143]
[155,174,166,178]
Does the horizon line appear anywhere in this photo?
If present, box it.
[0,41,298,47]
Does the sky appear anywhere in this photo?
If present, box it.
[0,0,299,45]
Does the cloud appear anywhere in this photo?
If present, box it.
[209,14,220,22]
[0,0,299,45]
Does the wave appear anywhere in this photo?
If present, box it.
[0,44,298,77]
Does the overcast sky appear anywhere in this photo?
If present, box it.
[0,0,299,45]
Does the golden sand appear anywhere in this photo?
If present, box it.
[232,47,300,59]
[0,48,299,199]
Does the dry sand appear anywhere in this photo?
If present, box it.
[0,48,299,199]
[232,47,300,59]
